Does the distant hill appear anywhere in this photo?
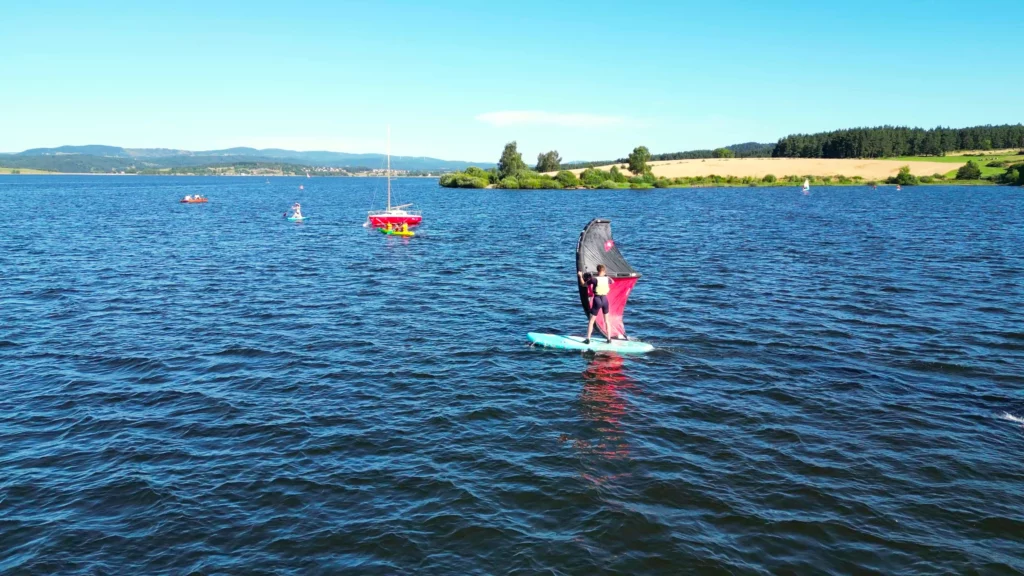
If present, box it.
[1,145,495,173]
[19,145,128,157]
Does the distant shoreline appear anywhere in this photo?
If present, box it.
[0,171,999,187]
[0,172,440,178]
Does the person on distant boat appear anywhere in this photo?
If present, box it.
[401,222,409,233]
[578,264,614,345]
[184,195,192,201]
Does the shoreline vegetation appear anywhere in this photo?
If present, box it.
[439,124,1024,190]
[440,143,1024,190]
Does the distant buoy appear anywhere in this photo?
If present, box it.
[299,185,304,190]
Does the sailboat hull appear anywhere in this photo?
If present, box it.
[368,213,422,228]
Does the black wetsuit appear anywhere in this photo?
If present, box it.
[587,277,610,315]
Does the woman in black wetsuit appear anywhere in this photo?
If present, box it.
[577,264,614,344]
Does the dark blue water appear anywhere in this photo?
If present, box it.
[2,176,1023,574]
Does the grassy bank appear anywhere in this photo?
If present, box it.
[892,152,1024,179]
[589,179,999,189]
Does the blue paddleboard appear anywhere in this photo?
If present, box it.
[287,216,306,221]
[527,332,654,354]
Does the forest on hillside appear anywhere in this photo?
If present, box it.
[772,124,1024,158]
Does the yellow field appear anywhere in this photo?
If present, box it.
[560,158,967,180]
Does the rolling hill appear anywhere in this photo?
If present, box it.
[0,145,495,173]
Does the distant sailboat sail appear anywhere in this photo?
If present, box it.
[576,219,640,339]
[802,178,810,192]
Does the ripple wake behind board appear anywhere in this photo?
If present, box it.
[527,332,654,354]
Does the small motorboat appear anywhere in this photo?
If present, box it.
[181,197,208,203]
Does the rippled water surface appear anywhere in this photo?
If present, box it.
[2,176,1023,574]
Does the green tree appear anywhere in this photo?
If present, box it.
[999,163,1024,185]
[535,150,562,173]
[464,166,495,184]
[579,168,609,187]
[761,174,777,183]
[627,146,651,175]
[889,165,919,185]
[713,147,734,158]
[1012,167,1024,186]
[610,165,628,183]
[955,160,982,180]
[555,170,580,188]
[497,141,527,179]
[439,171,489,188]
[498,177,520,189]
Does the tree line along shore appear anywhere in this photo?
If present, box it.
[440,141,1024,190]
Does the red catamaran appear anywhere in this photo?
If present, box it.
[367,127,422,229]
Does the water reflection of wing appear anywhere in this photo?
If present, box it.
[579,352,636,460]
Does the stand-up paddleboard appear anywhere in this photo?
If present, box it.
[287,216,306,222]
[528,332,653,354]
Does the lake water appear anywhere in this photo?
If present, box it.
[1,176,1022,574]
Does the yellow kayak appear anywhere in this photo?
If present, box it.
[379,228,415,237]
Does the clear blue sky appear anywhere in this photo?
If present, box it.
[2,0,1021,162]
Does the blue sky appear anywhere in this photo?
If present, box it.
[2,0,1021,162]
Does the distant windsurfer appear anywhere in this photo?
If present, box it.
[578,264,614,344]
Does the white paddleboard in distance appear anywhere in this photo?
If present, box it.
[527,332,654,354]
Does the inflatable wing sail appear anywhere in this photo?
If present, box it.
[576,219,640,339]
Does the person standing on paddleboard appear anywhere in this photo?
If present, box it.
[578,264,614,344]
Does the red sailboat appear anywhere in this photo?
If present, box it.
[367,126,422,229]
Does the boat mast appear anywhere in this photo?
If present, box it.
[386,125,391,211]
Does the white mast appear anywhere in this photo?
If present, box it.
[386,125,391,211]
